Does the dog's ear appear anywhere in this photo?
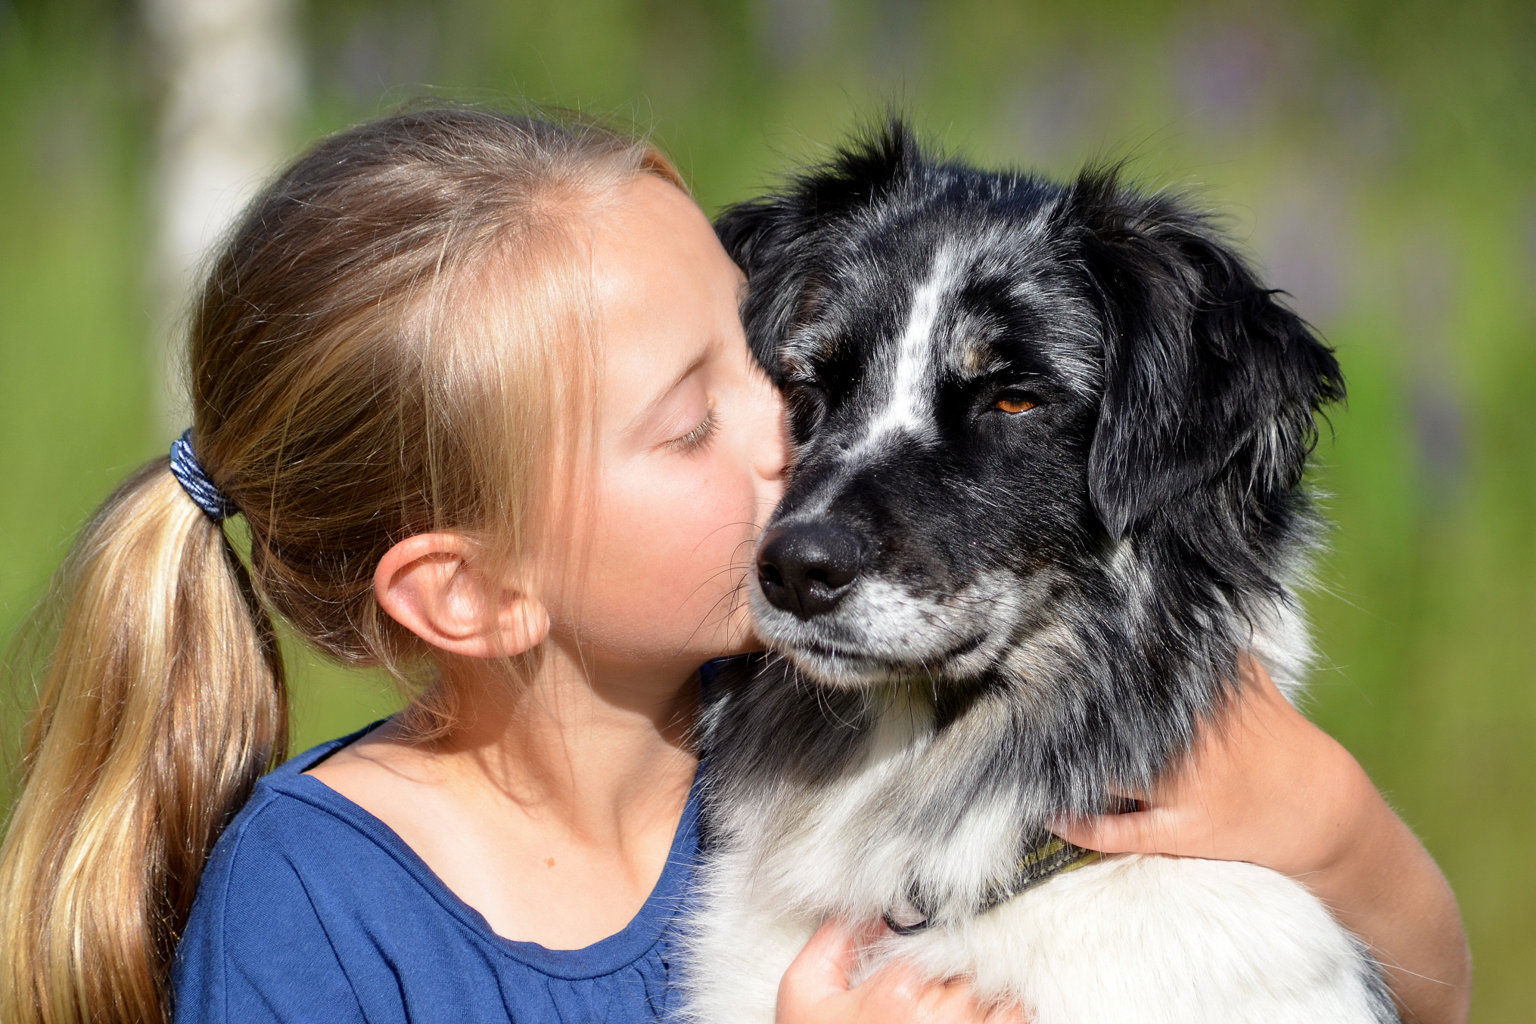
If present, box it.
[1061,169,1346,540]
[713,194,809,375]
[715,119,920,375]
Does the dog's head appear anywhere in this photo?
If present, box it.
[721,122,1344,691]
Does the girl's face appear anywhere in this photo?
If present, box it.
[537,176,789,680]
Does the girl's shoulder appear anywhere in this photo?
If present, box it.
[200,718,393,854]
[169,720,397,1021]
[189,719,399,899]
[171,719,705,1023]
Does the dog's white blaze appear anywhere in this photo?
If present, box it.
[844,247,959,462]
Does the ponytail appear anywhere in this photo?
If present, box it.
[0,458,286,1024]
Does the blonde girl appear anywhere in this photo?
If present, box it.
[0,106,1467,1024]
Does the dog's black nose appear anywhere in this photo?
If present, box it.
[756,521,865,619]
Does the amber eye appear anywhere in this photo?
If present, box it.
[995,394,1037,414]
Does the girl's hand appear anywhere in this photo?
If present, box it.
[777,918,1031,1024]
[1050,653,1471,1024]
[1049,652,1365,876]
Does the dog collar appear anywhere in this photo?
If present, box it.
[882,833,1103,936]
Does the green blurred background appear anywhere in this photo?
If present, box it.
[2,0,1531,1017]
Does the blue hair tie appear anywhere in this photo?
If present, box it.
[169,429,236,522]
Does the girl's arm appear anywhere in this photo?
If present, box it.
[1052,654,1471,1024]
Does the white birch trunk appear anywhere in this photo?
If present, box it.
[143,0,302,430]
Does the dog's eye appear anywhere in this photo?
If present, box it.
[994,391,1038,415]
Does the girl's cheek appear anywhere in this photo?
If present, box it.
[602,456,754,583]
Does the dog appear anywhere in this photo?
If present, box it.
[679,122,1398,1024]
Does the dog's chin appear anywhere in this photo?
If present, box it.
[751,601,999,690]
[748,608,923,688]
[780,640,920,688]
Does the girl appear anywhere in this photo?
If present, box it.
[0,107,1467,1024]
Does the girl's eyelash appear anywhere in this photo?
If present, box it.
[669,404,719,452]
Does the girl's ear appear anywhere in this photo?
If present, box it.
[373,534,549,658]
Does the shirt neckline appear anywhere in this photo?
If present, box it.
[261,717,705,981]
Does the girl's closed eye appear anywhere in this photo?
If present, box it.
[668,402,719,453]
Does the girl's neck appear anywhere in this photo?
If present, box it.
[303,642,705,948]
[417,640,702,844]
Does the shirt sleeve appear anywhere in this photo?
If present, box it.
[171,797,368,1024]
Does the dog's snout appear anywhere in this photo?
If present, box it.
[756,521,865,619]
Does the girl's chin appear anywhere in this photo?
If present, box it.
[709,636,767,659]
[703,602,769,658]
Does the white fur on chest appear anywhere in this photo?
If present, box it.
[682,850,1385,1024]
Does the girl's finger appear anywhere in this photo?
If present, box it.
[779,917,884,1005]
[862,961,1036,1023]
[923,979,1029,1024]
[1103,781,1149,803]
[1048,807,1178,855]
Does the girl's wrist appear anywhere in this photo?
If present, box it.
[1295,732,1385,882]
[1292,754,1472,1024]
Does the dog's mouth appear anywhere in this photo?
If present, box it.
[783,640,928,687]
[771,624,994,688]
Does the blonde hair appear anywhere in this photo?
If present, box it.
[0,106,685,1024]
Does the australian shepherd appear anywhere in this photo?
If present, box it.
[680,122,1397,1024]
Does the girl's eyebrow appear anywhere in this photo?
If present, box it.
[625,346,711,437]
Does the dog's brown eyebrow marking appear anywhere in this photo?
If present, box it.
[782,326,850,379]
[957,341,1009,377]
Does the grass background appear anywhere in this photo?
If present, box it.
[2,0,1532,1018]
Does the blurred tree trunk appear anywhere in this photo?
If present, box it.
[143,0,302,432]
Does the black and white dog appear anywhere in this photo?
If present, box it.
[682,123,1398,1023]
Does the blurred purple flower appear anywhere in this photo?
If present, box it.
[1323,70,1402,170]
[1253,172,1353,323]
[1400,238,1468,505]
[1171,14,1305,136]
[752,0,836,71]
[1002,52,1114,167]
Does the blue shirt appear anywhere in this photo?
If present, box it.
[170,719,706,1023]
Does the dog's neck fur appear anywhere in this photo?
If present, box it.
[700,540,1316,926]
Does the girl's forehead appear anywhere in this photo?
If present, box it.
[587,180,738,358]
[588,176,714,263]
